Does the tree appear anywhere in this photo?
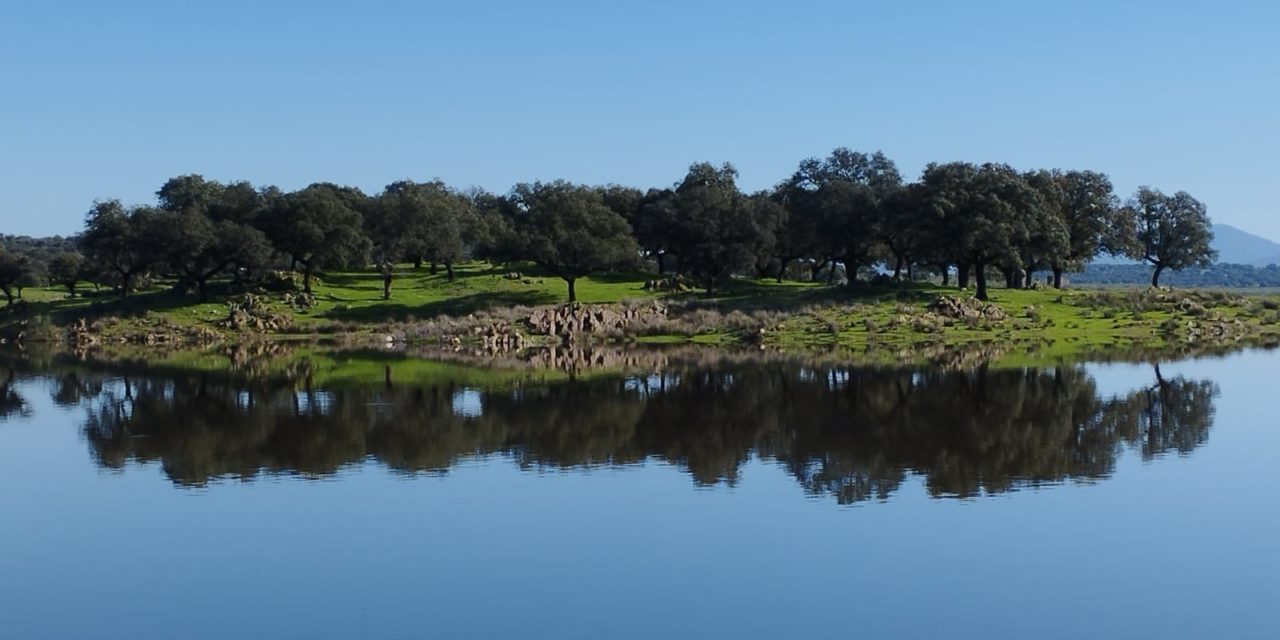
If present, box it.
[632,188,680,273]
[48,252,85,297]
[1015,170,1071,288]
[153,212,272,301]
[508,181,639,303]
[368,180,475,298]
[668,162,768,295]
[257,184,371,294]
[79,200,161,297]
[1116,187,1216,287]
[921,162,1044,300]
[779,149,901,284]
[0,248,32,305]
[1045,170,1118,288]
[879,183,934,281]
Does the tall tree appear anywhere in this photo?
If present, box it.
[921,162,1043,300]
[669,163,767,295]
[257,184,371,294]
[879,183,935,281]
[1116,187,1216,287]
[1045,170,1118,288]
[509,181,639,303]
[1015,170,1071,288]
[780,149,901,283]
[632,188,680,273]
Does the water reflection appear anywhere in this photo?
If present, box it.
[3,352,1217,504]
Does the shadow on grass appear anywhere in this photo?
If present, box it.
[321,291,559,323]
[678,280,942,312]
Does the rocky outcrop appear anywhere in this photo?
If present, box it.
[927,295,1009,322]
[526,302,668,340]
[221,294,293,332]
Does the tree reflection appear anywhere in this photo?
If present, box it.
[56,358,1219,503]
[0,367,30,420]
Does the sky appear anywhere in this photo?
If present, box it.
[2,0,1277,240]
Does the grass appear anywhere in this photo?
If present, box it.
[3,261,1279,366]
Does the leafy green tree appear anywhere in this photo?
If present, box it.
[376,180,474,281]
[153,211,273,301]
[48,252,85,297]
[1013,170,1071,288]
[921,162,1044,300]
[257,184,371,294]
[779,149,901,283]
[632,188,680,273]
[1116,187,1216,287]
[79,200,162,297]
[669,162,769,295]
[0,248,32,305]
[508,181,639,302]
[1041,170,1118,288]
[879,183,934,281]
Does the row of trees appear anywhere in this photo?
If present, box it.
[0,149,1218,305]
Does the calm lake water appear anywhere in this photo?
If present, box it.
[1,347,1277,639]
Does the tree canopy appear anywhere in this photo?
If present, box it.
[1115,187,1217,287]
[507,181,639,302]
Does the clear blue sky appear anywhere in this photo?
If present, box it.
[2,0,1277,240]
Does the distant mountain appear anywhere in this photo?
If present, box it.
[1211,224,1280,266]
[1090,223,1280,267]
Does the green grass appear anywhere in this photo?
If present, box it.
[3,262,1279,366]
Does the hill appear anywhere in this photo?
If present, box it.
[1212,223,1280,266]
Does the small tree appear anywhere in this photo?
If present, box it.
[79,200,161,298]
[1117,187,1216,287]
[0,248,32,305]
[510,181,639,303]
[48,252,85,297]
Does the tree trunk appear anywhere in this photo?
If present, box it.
[445,261,455,282]
[940,264,950,287]
[1052,266,1063,289]
[197,278,209,303]
[1151,263,1165,288]
[1024,270,1034,289]
[119,272,133,299]
[776,258,791,283]
[811,260,827,282]
[566,277,577,303]
[382,270,392,300]
[892,257,903,280]
[412,256,423,269]
[957,264,970,290]
[303,263,314,295]
[65,284,76,298]
[1002,267,1017,289]
[0,286,12,305]
[847,263,858,285]
[975,264,989,301]
[827,260,838,285]
[429,261,438,276]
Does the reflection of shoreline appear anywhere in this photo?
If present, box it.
[3,353,1219,505]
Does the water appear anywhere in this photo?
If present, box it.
[1,348,1277,639]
